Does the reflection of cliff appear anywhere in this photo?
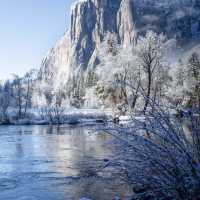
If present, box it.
[34,126,113,177]
[0,126,132,199]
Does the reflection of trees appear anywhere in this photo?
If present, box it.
[1,125,132,199]
[15,141,23,158]
[15,127,24,158]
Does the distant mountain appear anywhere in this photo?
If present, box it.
[39,0,200,95]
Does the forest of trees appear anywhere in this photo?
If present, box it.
[0,69,37,123]
[95,31,200,115]
[0,31,199,124]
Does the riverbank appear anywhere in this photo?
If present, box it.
[1,107,197,126]
[0,108,113,126]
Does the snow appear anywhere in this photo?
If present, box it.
[0,107,113,125]
[79,198,92,200]
[70,0,88,12]
[119,115,132,121]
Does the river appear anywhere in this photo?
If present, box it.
[0,125,132,200]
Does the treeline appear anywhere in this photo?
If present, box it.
[92,31,200,114]
[0,31,199,123]
[0,69,37,123]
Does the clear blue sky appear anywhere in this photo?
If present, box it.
[0,0,76,79]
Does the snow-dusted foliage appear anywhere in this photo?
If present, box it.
[95,31,174,114]
[104,100,200,199]
[33,0,200,110]
[0,69,38,123]
[171,48,200,108]
[95,32,140,111]
[0,81,11,122]
[135,31,174,113]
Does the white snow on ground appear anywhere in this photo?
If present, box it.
[66,108,113,116]
[119,115,132,121]
[119,115,146,125]
[1,107,114,125]
[79,198,92,200]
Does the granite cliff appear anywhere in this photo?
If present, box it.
[39,0,200,97]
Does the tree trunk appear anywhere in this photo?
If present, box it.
[121,87,128,106]
[24,79,30,115]
[152,84,158,112]
[131,82,140,111]
[143,69,151,115]
[18,86,22,118]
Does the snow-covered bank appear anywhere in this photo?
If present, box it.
[0,108,113,126]
[1,105,197,126]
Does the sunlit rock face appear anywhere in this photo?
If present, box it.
[117,0,136,47]
[70,0,122,70]
[39,0,200,92]
[39,0,135,90]
[38,32,72,89]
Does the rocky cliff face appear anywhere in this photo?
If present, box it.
[38,33,71,89]
[39,0,200,93]
[133,0,200,43]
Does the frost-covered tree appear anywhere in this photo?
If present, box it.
[12,74,24,118]
[135,31,173,114]
[0,81,12,122]
[96,33,141,113]
[96,31,173,114]
[186,52,200,108]
[23,69,37,115]
[169,60,188,107]
[70,72,86,108]
[172,51,200,108]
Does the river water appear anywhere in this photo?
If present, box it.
[0,125,132,200]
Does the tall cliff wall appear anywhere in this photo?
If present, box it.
[39,0,200,93]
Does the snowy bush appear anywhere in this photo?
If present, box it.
[104,100,200,199]
[39,106,65,124]
[95,31,174,114]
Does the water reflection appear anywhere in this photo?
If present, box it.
[0,125,132,200]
